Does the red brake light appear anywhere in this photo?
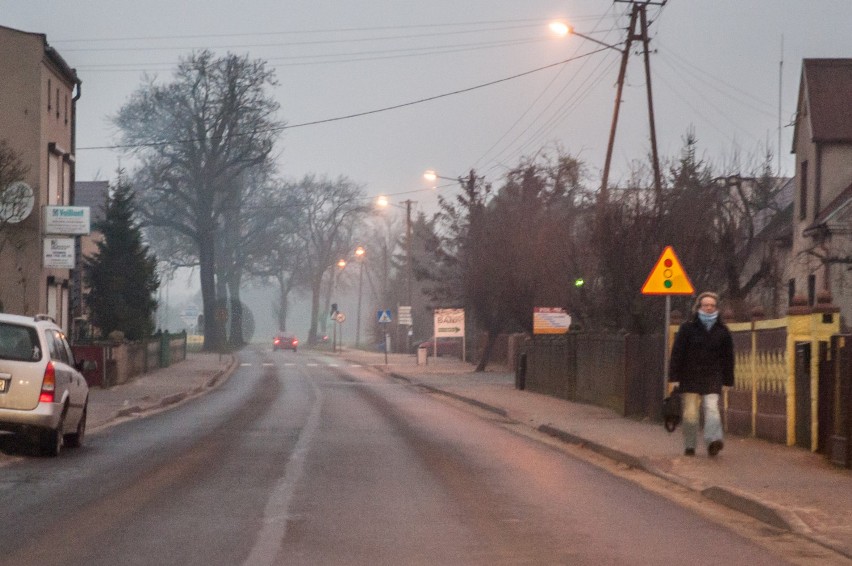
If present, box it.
[292,339,299,346]
[40,361,56,403]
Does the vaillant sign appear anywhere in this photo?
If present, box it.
[44,206,91,235]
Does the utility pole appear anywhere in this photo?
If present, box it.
[601,0,666,201]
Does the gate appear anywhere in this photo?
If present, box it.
[795,342,812,449]
[828,335,851,468]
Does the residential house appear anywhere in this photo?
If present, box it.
[0,24,81,330]
[745,177,795,319]
[791,58,852,330]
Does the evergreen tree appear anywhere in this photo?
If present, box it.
[83,173,159,340]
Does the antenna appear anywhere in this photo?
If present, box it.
[778,35,784,176]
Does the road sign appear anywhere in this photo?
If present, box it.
[334,312,346,323]
[377,309,392,323]
[398,305,412,326]
[434,308,464,337]
[641,246,695,295]
[533,307,571,334]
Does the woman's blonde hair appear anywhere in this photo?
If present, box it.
[692,291,719,313]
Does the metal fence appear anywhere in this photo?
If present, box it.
[518,303,849,467]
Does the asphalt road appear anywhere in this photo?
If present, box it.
[0,350,823,565]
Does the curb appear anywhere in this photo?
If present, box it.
[99,354,238,426]
[389,371,510,418]
[383,366,815,543]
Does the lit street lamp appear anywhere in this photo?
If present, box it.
[332,258,346,352]
[354,246,365,348]
[376,195,415,353]
[423,170,459,184]
[548,22,622,52]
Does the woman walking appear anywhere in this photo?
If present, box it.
[669,292,735,456]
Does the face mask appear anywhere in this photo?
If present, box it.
[698,310,718,329]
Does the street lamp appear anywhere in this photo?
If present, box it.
[376,195,415,353]
[548,21,622,52]
[332,258,347,352]
[354,246,365,348]
[376,196,414,308]
[423,170,459,184]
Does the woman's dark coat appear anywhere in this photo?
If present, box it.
[669,316,735,394]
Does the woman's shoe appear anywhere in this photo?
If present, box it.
[708,440,724,456]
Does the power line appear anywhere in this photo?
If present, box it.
[77,48,611,152]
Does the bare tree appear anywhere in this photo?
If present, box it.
[114,50,282,350]
[288,175,371,345]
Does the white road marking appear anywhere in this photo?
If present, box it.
[242,378,323,565]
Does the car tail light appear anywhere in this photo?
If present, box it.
[39,361,56,403]
[292,339,299,346]
[273,338,280,345]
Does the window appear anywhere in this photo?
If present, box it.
[799,160,809,220]
[55,88,60,118]
[0,324,39,362]
[64,94,68,125]
[46,330,70,364]
[788,278,795,306]
[47,79,51,111]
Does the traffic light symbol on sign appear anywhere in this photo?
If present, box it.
[641,246,694,295]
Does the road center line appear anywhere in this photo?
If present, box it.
[242,375,323,566]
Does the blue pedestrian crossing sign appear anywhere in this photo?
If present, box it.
[377,309,392,323]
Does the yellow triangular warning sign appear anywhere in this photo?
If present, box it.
[641,246,695,295]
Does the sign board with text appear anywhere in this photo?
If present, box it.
[533,307,571,334]
[434,308,464,337]
[44,206,91,235]
[398,305,412,326]
[43,237,75,268]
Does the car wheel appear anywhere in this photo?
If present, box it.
[65,403,87,448]
[40,416,64,457]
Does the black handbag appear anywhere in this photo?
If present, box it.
[663,386,682,433]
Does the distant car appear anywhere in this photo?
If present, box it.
[415,337,463,357]
[0,313,93,456]
[273,333,298,352]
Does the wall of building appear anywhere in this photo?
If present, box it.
[0,25,77,328]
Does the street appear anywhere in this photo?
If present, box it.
[0,349,840,565]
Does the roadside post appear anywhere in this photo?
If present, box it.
[640,246,695,397]
[377,309,392,365]
[333,312,345,353]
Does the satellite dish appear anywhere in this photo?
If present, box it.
[0,181,35,224]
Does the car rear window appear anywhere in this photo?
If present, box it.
[0,323,41,362]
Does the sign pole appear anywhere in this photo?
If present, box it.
[640,246,694,401]
[664,295,671,398]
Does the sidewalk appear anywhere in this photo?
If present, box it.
[337,349,852,560]
[84,348,851,559]
[86,351,236,431]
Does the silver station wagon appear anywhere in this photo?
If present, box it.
[0,314,91,456]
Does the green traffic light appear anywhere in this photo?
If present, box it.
[574,278,585,287]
